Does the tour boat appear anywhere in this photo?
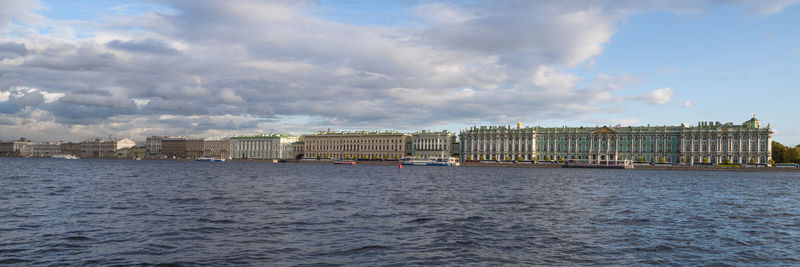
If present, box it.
[400,157,460,166]
[562,159,633,169]
[52,154,79,160]
[333,159,357,165]
[196,157,226,162]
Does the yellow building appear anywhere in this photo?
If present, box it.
[303,131,411,160]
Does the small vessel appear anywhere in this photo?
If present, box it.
[333,159,357,165]
[52,154,79,159]
[400,157,460,166]
[562,159,633,169]
[196,157,226,162]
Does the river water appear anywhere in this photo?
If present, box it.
[1,158,799,265]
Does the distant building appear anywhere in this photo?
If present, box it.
[146,136,168,158]
[303,131,411,160]
[80,137,136,158]
[117,144,146,159]
[162,137,186,159]
[60,142,82,157]
[31,141,62,157]
[411,130,457,159]
[230,134,298,159]
[0,138,35,157]
[291,140,305,159]
[460,124,535,162]
[186,139,203,159]
[203,138,230,159]
[460,117,773,165]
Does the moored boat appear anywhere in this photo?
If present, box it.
[400,157,460,166]
[562,159,633,169]
[196,157,226,162]
[333,159,357,165]
[52,154,79,159]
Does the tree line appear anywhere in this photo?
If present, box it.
[772,141,800,163]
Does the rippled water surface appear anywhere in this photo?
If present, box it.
[2,158,800,265]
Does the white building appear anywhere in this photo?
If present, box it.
[229,134,297,159]
[411,130,457,159]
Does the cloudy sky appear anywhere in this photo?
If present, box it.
[1,0,799,144]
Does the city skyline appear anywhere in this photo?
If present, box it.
[1,1,799,144]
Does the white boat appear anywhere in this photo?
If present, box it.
[196,157,226,162]
[401,157,460,166]
[51,154,79,159]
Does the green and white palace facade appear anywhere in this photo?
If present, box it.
[459,117,772,165]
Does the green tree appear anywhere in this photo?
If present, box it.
[724,158,732,165]
[480,155,485,161]
[505,156,511,161]
[532,156,538,162]
[467,156,472,161]
[702,157,709,164]
[517,156,524,162]
[787,146,800,163]
[772,141,787,163]
[659,157,665,164]
[749,158,756,165]
[545,156,551,162]
[681,157,687,163]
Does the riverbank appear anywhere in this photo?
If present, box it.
[25,157,800,172]
[459,162,800,172]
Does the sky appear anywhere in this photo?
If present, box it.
[1,0,799,144]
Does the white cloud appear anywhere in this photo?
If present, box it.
[718,0,800,16]
[531,65,582,92]
[631,87,674,105]
[683,101,693,107]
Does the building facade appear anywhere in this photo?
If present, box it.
[229,134,297,159]
[162,137,188,159]
[292,141,305,159]
[459,124,536,162]
[117,145,146,159]
[303,131,411,160]
[185,139,204,159]
[0,138,35,157]
[411,130,457,159]
[203,138,230,159]
[60,142,82,157]
[146,136,167,158]
[31,141,62,157]
[460,117,773,165]
[80,137,136,158]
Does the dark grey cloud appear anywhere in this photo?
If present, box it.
[0,42,27,59]
[9,89,44,106]
[0,101,21,114]
[106,39,180,55]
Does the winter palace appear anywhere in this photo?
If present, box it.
[459,117,772,165]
